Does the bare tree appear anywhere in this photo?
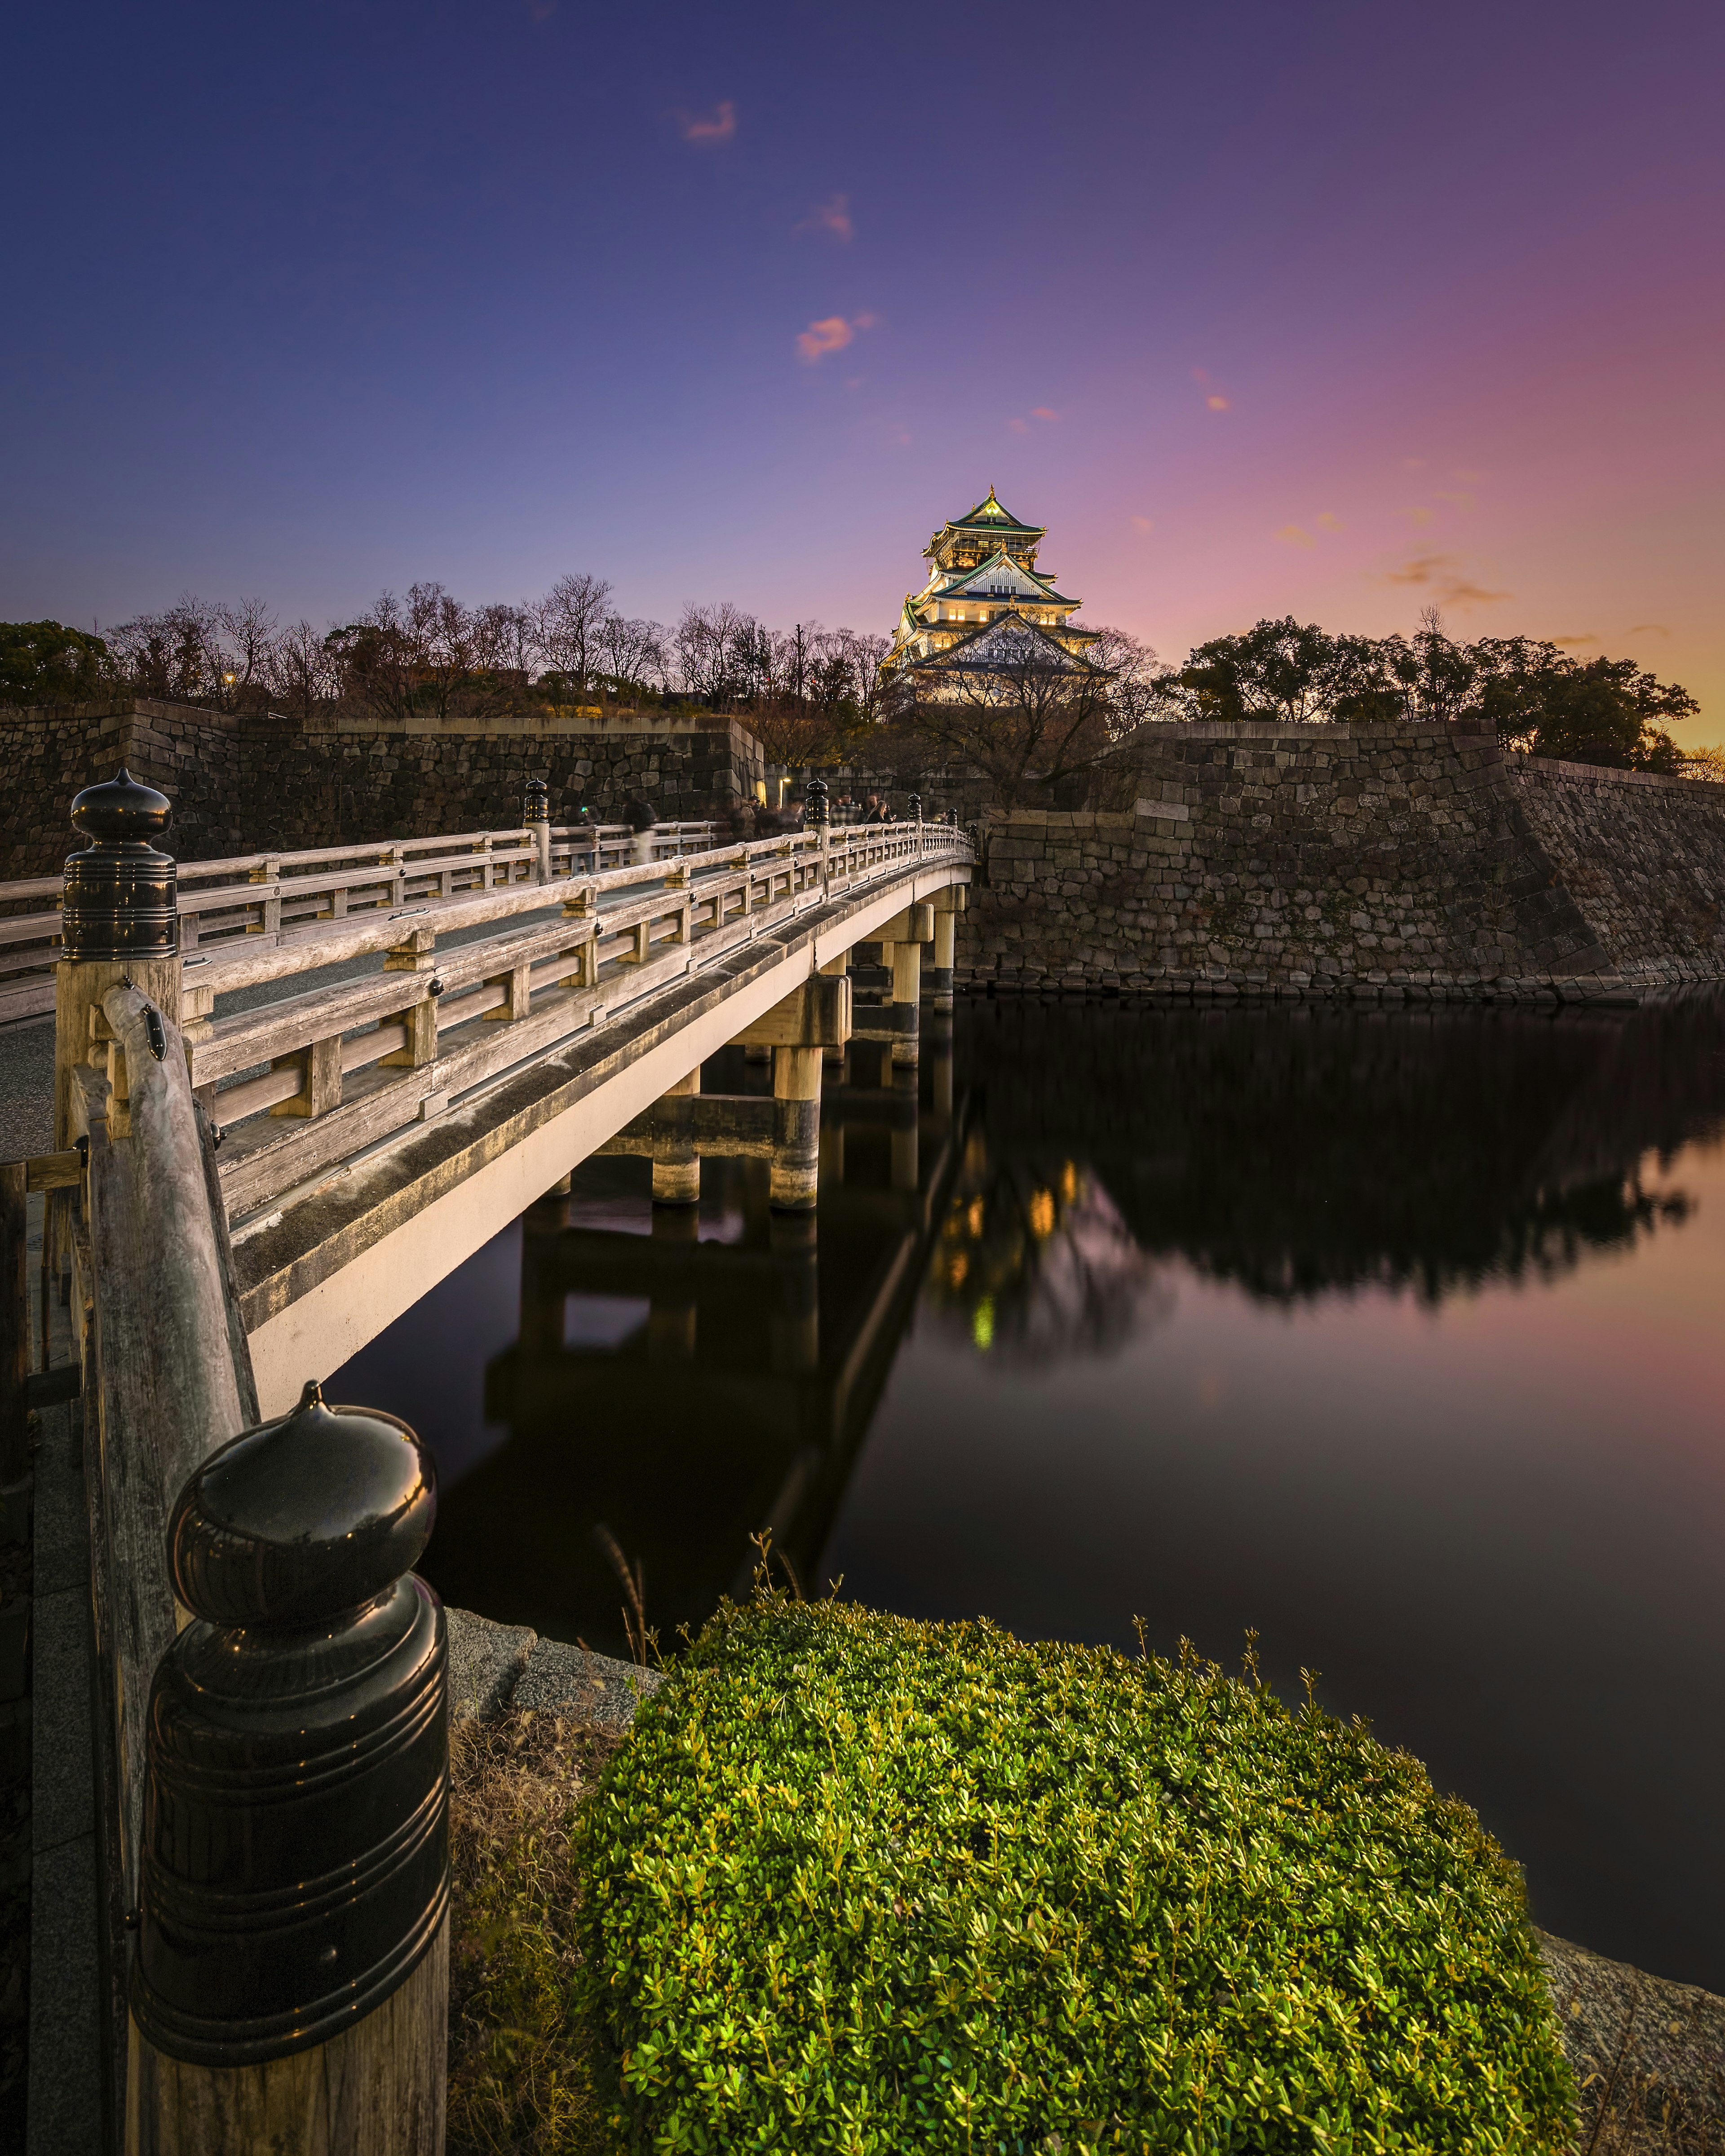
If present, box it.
[673,601,764,705]
[213,597,279,708]
[472,601,535,680]
[267,619,341,722]
[325,589,419,724]
[596,614,668,697]
[833,628,891,721]
[888,618,1127,807]
[535,573,613,696]
[1082,625,1166,737]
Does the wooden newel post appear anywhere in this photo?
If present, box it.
[55,768,181,1150]
[128,1381,449,2155]
[524,774,552,885]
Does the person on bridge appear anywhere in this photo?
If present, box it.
[622,796,656,833]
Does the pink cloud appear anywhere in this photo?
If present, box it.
[678,101,736,145]
[1007,417,1029,435]
[796,194,853,242]
[796,313,875,364]
[1191,366,1230,410]
[1130,515,1154,535]
[1381,553,1510,609]
[1029,406,1061,422]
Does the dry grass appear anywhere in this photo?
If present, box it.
[447,1710,624,2156]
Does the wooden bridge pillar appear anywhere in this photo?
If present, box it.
[771,1047,822,1210]
[731,975,850,1211]
[928,885,964,1012]
[879,904,934,1073]
[652,1068,702,1207]
[819,952,849,1078]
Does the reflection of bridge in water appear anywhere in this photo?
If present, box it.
[420,1019,965,1659]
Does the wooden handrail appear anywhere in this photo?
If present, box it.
[187,822,969,1221]
[0,819,721,910]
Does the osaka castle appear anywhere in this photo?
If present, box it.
[882,486,1102,683]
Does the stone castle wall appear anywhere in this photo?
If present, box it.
[956,724,1725,999]
[0,701,764,878]
[9,705,1721,998]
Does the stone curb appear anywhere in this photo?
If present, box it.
[444,1604,663,1732]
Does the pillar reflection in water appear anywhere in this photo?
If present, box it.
[417,1022,962,1660]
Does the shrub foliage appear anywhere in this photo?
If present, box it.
[577,1599,1572,2154]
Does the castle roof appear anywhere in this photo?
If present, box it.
[931,547,1076,606]
[910,612,1103,675]
[922,485,1045,554]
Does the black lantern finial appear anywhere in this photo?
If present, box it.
[132,1384,447,2066]
[62,767,178,961]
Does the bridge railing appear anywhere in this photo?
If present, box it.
[176,817,967,1224]
[0,818,722,1014]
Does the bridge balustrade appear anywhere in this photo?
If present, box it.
[168,817,963,1227]
[0,818,724,1020]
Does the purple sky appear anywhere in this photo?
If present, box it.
[4,0,1721,727]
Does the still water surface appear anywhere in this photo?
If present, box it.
[332,996,1725,1994]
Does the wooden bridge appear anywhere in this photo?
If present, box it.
[2,769,971,2150]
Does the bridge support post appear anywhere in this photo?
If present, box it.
[879,905,933,1075]
[928,886,964,1012]
[652,1069,702,1207]
[771,1047,823,1211]
[819,952,849,1078]
[728,977,849,1212]
[126,1384,448,2156]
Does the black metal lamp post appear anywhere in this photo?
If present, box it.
[806,774,830,829]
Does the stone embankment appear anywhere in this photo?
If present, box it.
[0,699,763,878]
[958,723,1725,1002]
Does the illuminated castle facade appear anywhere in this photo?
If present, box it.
[883,487,1101,682]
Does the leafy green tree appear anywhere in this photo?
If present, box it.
[0,619,115,704]
[1150,616,1395,725]
[1149,612,1698,770]
[1468,638,1695,768]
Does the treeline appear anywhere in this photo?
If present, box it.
[1143,614,1702,772]
[0,581,893,735]
[0,587,1711,785]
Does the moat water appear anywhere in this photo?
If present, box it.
[331,994,1725,1996]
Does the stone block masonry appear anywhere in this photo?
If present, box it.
[0,701,765,879]
[956,722,1725,1001]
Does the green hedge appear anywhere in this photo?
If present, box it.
[576,1599,1571,2154]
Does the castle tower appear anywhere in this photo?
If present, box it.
[883,487,1100,676]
